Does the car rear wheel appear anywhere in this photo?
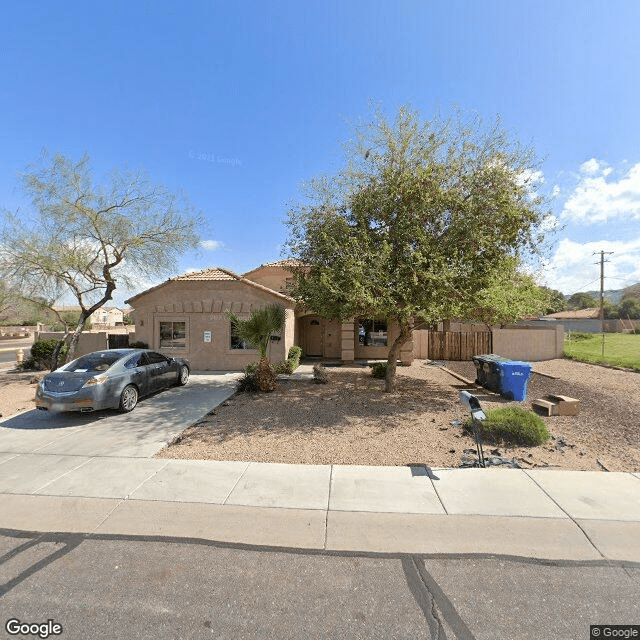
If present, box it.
[177,365,189,386]
[119,384,138,412]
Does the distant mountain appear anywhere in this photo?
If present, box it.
[567,283,640,305]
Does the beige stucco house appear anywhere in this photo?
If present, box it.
[125,260,414,371]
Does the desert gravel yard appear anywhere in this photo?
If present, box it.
[157,359,640,472]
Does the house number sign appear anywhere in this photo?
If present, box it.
[203,331,212,343]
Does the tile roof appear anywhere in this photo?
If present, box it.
[174,267,237,281]
[260,259,305,268]
[545,307,601,319]
[125,266,295,305]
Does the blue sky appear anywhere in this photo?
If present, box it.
[2,1,640,305]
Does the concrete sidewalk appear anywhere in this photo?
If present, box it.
[0,456,638,562]
[1,368,639,563]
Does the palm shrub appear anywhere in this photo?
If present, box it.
[226,304,286,392]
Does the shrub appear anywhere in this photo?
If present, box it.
[464,406,550,446]
[129,341,148,349]
[30,339,69,370]
[313,362,328,384]
[370,361,388,379]
[630,327,640,335]
[236,372,259,393]
[244,361,259,374]
[566,331,592,341]
[273,359,296,374]
[288,345,303,362]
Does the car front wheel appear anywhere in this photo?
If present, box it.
[177,365,189,386]
[119,384,138,412]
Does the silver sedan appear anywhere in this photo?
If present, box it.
[35,349,190,413]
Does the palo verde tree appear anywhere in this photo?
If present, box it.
[0,153,201,362]
[286,106,553,391]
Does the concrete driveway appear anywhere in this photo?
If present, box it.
[0,372,240,458]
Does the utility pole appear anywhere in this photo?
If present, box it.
[594,250,614,358]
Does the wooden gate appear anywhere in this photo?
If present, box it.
[428,331,492,361]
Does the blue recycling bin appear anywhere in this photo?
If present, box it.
[471,354,509,392]
[497,360,532,401]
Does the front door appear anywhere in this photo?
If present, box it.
[304,317,323,357]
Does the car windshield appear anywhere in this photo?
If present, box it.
[65,352,124,373]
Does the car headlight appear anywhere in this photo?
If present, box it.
[83,376,108,387]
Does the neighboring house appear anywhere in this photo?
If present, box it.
[538,307,639,333]
[92,306,124,326]
[52,305,124,327]
[545,308,601,320]
[125,261,414,371]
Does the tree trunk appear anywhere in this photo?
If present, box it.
[384,322,413,393]
[255,357,276,392]
[66,313,91,362]
[50,330,70,371]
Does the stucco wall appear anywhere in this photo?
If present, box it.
[36,331,110,358]
[492,325,564,361]
[244,265,293,294]
[129,280,295,371]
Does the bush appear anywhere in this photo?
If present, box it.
[630,327,640,335]
[129,341,148,349]
[30,339,69,370]
[313,362,328,384]
[287,345,303,362]
[370,361,388,379]
[464,407,550,446]
[236,372,259,393]
[244,361,259,374]
[566,331,592,341]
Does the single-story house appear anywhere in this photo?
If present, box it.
[125,260,414,370]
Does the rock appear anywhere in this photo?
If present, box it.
[449,449,456,454]
[490,448,502,456]
[451,420,462,427]
[438,427,448,431]
[463,448,477,455]
[596,458,610,472]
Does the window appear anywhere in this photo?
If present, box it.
[124,353,147,369]
[160,321,186,348]
[358,318,388,347]
[230,323,253,350]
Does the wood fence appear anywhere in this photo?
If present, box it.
[427,331,492,361]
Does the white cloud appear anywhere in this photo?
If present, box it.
[562,160,640,224]
[539,237,640,294]
[579,158,600,175]
[516,168,545,187]
[551,185,561,197]
[200,239,224,250]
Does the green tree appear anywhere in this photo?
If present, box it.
[538,286,567,314]
[619,295,640,319]
[226,304,286,392]
[0,153,201,362]
[472,264,553,327]
[286,105,552,391]
[567,292,598,309]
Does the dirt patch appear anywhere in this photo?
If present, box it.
[157,360,640,471]
[0,370,42,419]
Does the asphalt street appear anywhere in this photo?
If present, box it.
[0,530,638,640]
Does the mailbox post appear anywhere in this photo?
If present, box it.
[459,390,486,468]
